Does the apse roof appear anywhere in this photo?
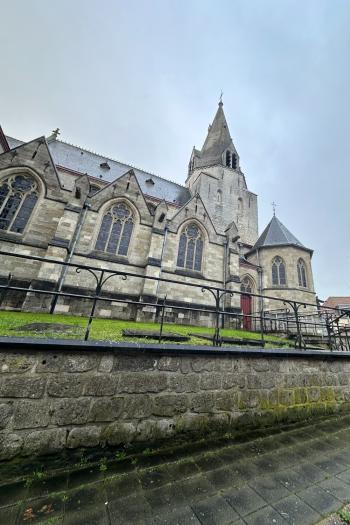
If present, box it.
[250,215,311,252]
[5,136,191,206]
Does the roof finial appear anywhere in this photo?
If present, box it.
[52,128,60,139]
[219,90,223,105]
[271,201,277,216]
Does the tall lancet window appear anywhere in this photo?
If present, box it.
[95,202,134,256]
[0,174,39,233]
[177,223,203,272]
[297,258,307,288]
[225,151,231,167]
[272,256,286,285]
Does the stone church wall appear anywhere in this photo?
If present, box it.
[1,344,350,459]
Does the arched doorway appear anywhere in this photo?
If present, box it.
[240,276,254,331]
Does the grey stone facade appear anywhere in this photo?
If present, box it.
[0,103,317,324]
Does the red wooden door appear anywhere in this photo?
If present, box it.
[241,294,252,331]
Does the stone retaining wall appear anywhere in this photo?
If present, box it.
[1,342,350,459]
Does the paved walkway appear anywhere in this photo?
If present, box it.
[2,414,350,524]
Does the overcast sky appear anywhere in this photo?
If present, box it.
[1,0,349,300]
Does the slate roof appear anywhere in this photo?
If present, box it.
[5,136,191,206]
[194,102,236,169]
[249,215,311,252]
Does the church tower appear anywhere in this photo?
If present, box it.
[186,101,258,246]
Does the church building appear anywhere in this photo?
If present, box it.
[0,102,317,327]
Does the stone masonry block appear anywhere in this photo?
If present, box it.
[98,355,114,373]
[0,433,23,460]
[103,421,137,446]
[89,397,124,422]
[200,373,222,390]
[0,402,13,429]
[118,373,168,393]
[13,401,50,429]
[67,426,102,448]
[47,375,85,397]
[62,355,98,373]
[190,392,216,413]
[84,376,119,396]
[157,357,180,372]
[0,353,36,374]
[169,374,200,393]
[0,377,46,398]
[121,395,153,419]
[113,355,157,372]
[222,374,245,390]
[152,394,188,417]
[24,429,67,455]
[52,399,91,425]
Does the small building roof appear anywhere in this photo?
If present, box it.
[249,215,312,253]
[323,297,350,309]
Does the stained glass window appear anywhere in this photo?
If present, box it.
[272,256,286,286]
[177,223,203,271]
[0,175,38,233]
[297,258,307,288]
[241,276,253,293]
[95,202,134,256]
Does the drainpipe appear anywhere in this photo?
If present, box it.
[50,201,90,314]
[155,225,168,299]
[222,238,228,328]
[256,247,264,330]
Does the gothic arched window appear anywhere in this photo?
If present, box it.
[232,153,237,170]
[225,151,231,167]
[217,190,222,204]
[272,256,286,285]
[95,202,134,256]
[177,223,203,272]
[241,276,253,293]
[0,174,39,234]
[297,258,307,288]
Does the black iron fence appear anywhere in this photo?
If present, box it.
[0,250,349,351]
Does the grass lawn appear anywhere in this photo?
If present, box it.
[0,310,288,347]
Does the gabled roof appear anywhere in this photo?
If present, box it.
[5,135,191,206]
[323,297,350,309]
[249,215,312,253]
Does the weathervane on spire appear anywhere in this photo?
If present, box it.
[271,201,277,216]
[219,91,223,104]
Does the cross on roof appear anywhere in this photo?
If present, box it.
[271,201,277,216]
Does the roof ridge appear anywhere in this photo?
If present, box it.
[56,138,186,189]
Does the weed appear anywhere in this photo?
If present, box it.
[115,450,127,462]
[99,457,108,472]
[339,509,350,524]
[24,468,47,488]
[131,457,138,466]
[74,453,89,469]
[142,448,152,456]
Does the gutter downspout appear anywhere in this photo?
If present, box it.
[50,202,90,314]
[155,225,168,299]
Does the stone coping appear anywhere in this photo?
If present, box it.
[0,336,349,359]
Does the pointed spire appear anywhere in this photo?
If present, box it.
[201,101,232,158]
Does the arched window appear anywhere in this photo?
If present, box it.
[177,223,203,272]
[241,276,253,293]
[0,174,39,234]
[232,153,237,170]
[237,197,243,213]
[272,256,286,285]
[95,202,134,256]
[225,151,231,167]
[297,258,307,288]
[217,190,222,204]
